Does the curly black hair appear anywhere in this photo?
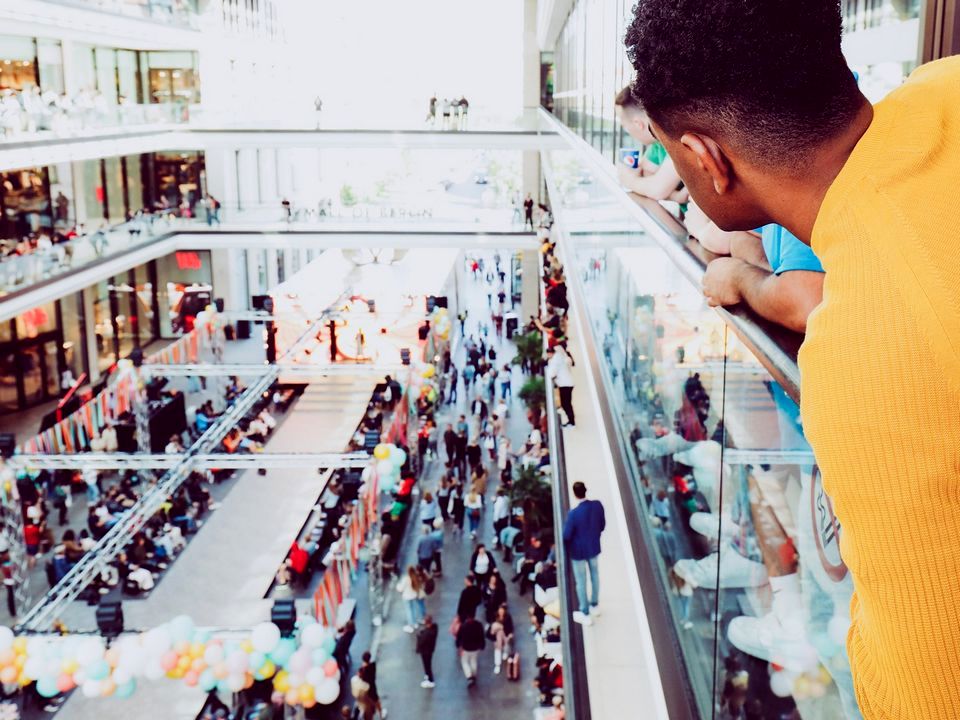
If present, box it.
[624,0,862,166]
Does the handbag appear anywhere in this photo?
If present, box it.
[449,615,462,637]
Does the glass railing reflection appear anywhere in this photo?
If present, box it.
[546,149,860,719]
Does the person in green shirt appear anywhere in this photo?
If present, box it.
[614,85,689,203]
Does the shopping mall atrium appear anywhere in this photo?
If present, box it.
[0,0,953,718]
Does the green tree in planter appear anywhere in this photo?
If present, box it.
[511,330,544,374]
[340,184,358,207]
[518,375,546,426]
[509,463,554,537]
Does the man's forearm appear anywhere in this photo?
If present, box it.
[732,263,820,333]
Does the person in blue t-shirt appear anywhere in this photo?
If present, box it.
[699,222,824,332]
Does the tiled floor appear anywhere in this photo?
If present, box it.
[371,258,540,720]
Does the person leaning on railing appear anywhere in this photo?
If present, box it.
[626,1,960,717]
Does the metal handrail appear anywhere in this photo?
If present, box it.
[537,108,803,403]
[539,262,592,720]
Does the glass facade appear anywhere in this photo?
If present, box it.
[545,149,859,719]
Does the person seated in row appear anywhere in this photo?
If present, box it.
[222,427,262,454]
[195,400,220,433]
[614,85,688,204]
[687,203,825,333]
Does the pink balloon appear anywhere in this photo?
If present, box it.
[184,671,199,687]
[56,674,75,693]
[160,651,179,672]
[271,690,285,705]
[322,659,338,677]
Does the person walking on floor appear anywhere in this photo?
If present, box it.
[563,481,606,626]
[523,193,535,230]
[464,489,483,540]
[456,574,483,620]
[416,525,437,572]
[443,427,457,467]
[450,482,466,537]
[546,345,576,427]
[396,565,427,633]
[428,518,444,576]
[358,652,386,719]
[416,615,438,689]
[470,543,497,589]
[455,615,486,686]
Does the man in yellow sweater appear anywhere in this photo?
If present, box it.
[626,1,960,718]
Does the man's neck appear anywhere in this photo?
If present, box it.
[763,98,874,244]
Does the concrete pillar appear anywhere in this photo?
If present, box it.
[236,148,259,211]
[522,150,541,205]
[520,249,540,321]
[210,249,248,312]
[81,287,100,383]
[203,148,239,216]
[258,148,279,206]
[266,249,280,288]
[523,0,541,111]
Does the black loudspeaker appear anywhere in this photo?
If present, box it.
[417,322,430,341]
[364,430,380,453]
[0,434,15,459]
[400,348,411,366]
[505,315,519,339]
[129,347,143,368]
[236,320,251,339]
[96,601,124,639]
[271,599,297,637]
[251,295,274,313]
[435,295,448,309]
[265,322,277,363]
[214,297,225,313]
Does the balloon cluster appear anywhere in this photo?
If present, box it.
[431,307,451,342]
[373,443,407,494]
[407,365,438,404]
[768,615,849,701]
[0,616,342,707]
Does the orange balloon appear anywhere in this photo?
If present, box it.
[285,688,299,705]
[0,648,14,666]
[0,667,16,684]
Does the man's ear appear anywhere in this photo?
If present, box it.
[680,133,732,195]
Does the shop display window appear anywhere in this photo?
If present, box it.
[0,36,38,91]
[0,167,51,242]
[547,149,859,719]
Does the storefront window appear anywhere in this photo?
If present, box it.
[76,159,106,226]
[124,155,144,212]
[135,262,158,345]
[156,250,213,337]
[153,151,204,211]
[15,302,56,339]
[37,39,64,94]
[117,49,140,104]
[59,292,88,379]
[0,36,38,91]
[92,280,117,371]
[49,162,75,231]
[94,47,119,104]
[71,43,97,93]
[104,157,126,222]
[146,51,200,104]
[0,167,50,241]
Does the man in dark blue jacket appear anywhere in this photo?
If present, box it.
[562,481,606,626]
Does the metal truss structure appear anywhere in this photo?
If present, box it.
[8,453,370,471]
[16,316,360,632]
[138,362,405,377]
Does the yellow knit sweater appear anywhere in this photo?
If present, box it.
[800,56,960,719]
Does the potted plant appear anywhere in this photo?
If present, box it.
[518,375,546,425]
[509,464,554,538]
[511,330,544,375]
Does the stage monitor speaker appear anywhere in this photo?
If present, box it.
[0,434,14,459]
[271,598,297,637]
[96,600,124,639]
[251,295,274,313]
[400,348,411,366]
[214,297,225,313]
[435,295,448,309]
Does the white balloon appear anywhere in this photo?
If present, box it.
[77,638,105,666]
[251,622,281,653]
[82,680,103,698]
[203,644,225,666]
[227,650,248,674]
[0,626,13,651]
[144,627,172,655]
[23,657,43,681]
[112,667,132,686]
[301,623,325,649]
[73,669,87,685]
[119,644,146,676]
[143,661,166,680]
[315,677,340,705]
[306,667,325,687]
[769,671,795,698]
[226,673,245,692]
